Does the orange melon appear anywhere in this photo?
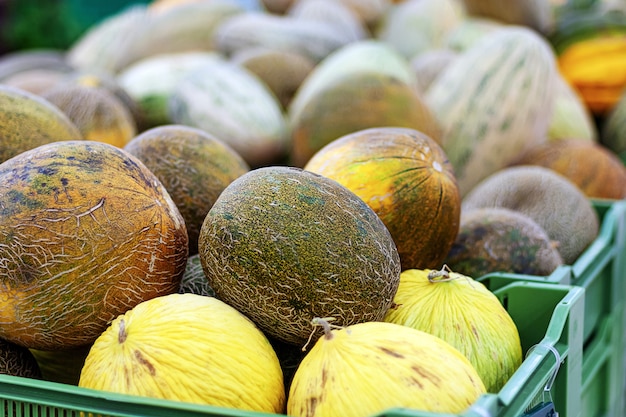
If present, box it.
[304,127,460,270]
[510,139,626,200]
[0,140,188,350]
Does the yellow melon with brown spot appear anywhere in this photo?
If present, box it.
[304,127,460,270]
[287,319,485,417]
[78,293,285,413]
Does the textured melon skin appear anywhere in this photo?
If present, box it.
[123,124,250,255]
[444,207,563,277]
[0,85,83,164]
[198,166,401,346]
[0,338,42,379]
[304,127,460,271]
[0,141,188,350]
[426,26,557,196]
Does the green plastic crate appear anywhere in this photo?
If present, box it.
[0,282,585,417]
[580,304,625,417]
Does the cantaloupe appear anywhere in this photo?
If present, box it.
[462,165,599,264]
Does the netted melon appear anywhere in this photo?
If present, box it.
[123,124,250,254]
[0,85,83,163]
[42,83,137,148]
[178,254,215,297]
[462,165,599,264]
[0,140,188,350]
[0,338,42,379]
[79,293,285,413]
[444,207,564,277]
[198,166,401,346]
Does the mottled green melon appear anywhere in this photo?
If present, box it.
[198,166,401,346]
[443,207,564,277]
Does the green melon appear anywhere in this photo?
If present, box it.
[197,166,401,346]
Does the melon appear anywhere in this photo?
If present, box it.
[287,0,368,41]
[304,127,460,270]
[231,48,316,110]
[461,0,554,34]
[443,207,563,277]
[0,49,74,82]
[116,51,223,129]
[78,293,285,413]
[198,166,401,346]
[601,89,626,159]
[0,85,83,163]
[123,124,250,254]
[213,12,356,63]
[0,140,188,350]
[510,139,626,200]
[42,83,137,148]
[462,165,599,264]
[425,26,558,196]
[375,0,465,59]
[168,57,289,168]
[287,319,486,416]
[288,40,442,167]
[66,5,150,74]
[0,338,42,379]
[121,0,245,66]
[410,49,459,95]
[179,254,215,297]
[548,73,598,142]
[384,268,522,393]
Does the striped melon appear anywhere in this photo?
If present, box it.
[425,26,557,196]
[213,12,356,64]
[602,90,626,160]
[375,0,465,59]
[168,57,288,167]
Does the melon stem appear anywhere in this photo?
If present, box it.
[118,319,127,344]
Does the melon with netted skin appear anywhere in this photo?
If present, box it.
[198,166,401,346]
[0,338,42,379]
[0,140,188,350]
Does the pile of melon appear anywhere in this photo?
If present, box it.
[1,0,626,416]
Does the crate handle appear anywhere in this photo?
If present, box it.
[525,343,562,405]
